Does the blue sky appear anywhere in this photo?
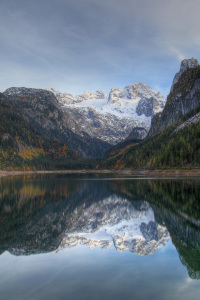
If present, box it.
[0,0,200,98]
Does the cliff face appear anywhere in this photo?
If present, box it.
[170,58,199,93]
[149,58,200,136]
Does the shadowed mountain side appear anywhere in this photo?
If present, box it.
[0,93,80,170]
[3,88,111,158]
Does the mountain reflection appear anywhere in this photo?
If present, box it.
[0,175,200,279]
[59,196,169,255]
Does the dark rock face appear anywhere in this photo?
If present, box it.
[147,113,162,137]
[140,221,158,241]
[148,59,200,136]
[170,58,199,93]
[136,97,154,117]
[127,127,147,140]
[136,97,165,118]
[3,87,111,158]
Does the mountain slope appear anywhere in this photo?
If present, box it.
[4,87,111,158]
[100,110,200,169]
[0,93,79,170]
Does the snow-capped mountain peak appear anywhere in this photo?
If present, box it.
[49,82,166,144]
[76,90,108,101]
[48,88,76,105]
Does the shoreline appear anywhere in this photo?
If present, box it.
[1,169,200,178]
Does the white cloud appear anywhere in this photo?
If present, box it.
[168,46,186,61]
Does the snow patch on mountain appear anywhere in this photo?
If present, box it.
[72,97,149,120]
[49,83,166,144]
[76,90,108,101]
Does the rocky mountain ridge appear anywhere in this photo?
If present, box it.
[149,58,200,136]
[108,83,165,117]
[50,82,166,144]
[48,88,108,104]
[3,81,166,157]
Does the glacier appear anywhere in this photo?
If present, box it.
[49,82,166,144]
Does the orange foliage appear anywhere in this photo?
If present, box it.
[109,143,138,161]
[18,147,45,160]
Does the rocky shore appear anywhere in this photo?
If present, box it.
[0,169,200,178]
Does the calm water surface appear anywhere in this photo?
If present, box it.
[0,174,200,300]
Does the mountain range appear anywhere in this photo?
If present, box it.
[1,57,200,170]
[49,82,166,144]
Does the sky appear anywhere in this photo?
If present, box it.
[0,0,200,98]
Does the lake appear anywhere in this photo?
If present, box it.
[0,174,200,300]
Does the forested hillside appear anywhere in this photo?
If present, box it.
[149,59,200,136]
[99,110,200,170]
[0,93,81,170]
